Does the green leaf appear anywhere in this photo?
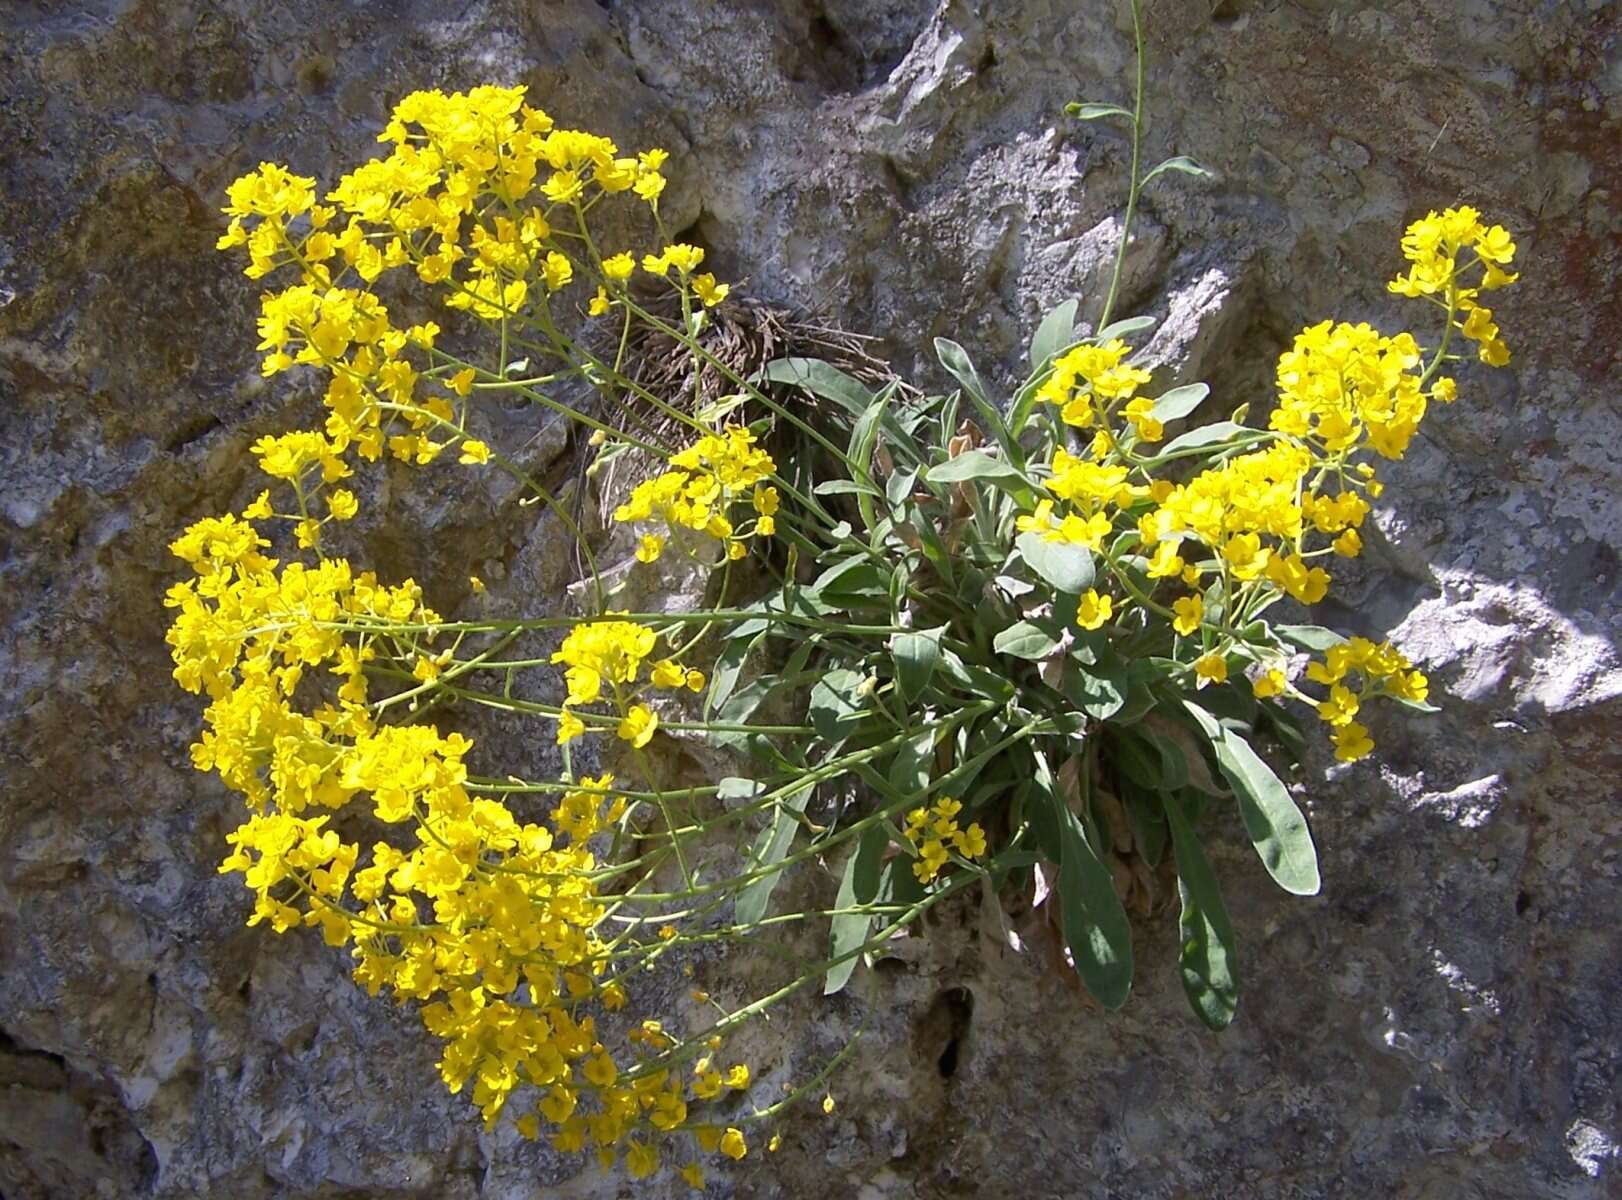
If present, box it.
[1155,421,1247,457]
[934,338,1015,459]
[993,620,1062,660]
[808,669,868,741]
[1183,702,1320,896]
[891,626,944,702]
[1065,101,1134,121]
[1055,800,1134,1008]
[926,448,1023,486]
[1164,793,1239,1029]
[759,357,873,417]
[825,824,890,994]
[1092,314,1156,343]
[1016,531,1096,595]
[810,555,889,606]
[1030,298,1079,370]
[735,784,812,927]
[1275,624,1347,652]
[1143,155,1214,185]
[1060,664,1126,721]
[1111,663,1160,726]
[1149,382,1210,423]
[813,479,885,498]
[706,627,765,716]
[1118,778,1168,867]
[888,726,939,796]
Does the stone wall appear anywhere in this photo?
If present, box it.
[1,1,1617,1196]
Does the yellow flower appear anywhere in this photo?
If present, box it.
[822,1094,836,1115]
[542,250,573,291]
[617,704,658,748]
[1172,595,1203,636]
[1333,721,1374,762]
[724,1063,750,1089]
[1333,528,1362,557]
[625,1140,658,1180]
[650,659,688,688]
[556,710,585,745]
[719,1128,747,1160]
[458,439,491,465]
[692,273,730,307]
[635,533,664,563]
[327,489,359,520]
[1194,653,1228,687]
[1145,540,1184,579]
[1316,684,1361,726]
[449,368,476,397]
[1076,588,1113,631]
[603,251,635,281]
[1253,668,1287,698]
[679,1163,705,1190]
[588,286,611,317]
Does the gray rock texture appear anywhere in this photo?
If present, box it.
[2,1,1618,1197]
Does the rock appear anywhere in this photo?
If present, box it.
[1,1,1617,1197]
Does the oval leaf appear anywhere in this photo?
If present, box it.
[1057,803,1134,1009]
[736,784,812,927]
[1030,298,1079,370]
[1164,793,1239,1029]
[1149,382,1210,423]
[993,620,1062,660]
[1143,155,1214,185]
[1065,101,1134,121]
[824,824,889,994]
[1017,531,1096,595]
[1092,314,1156,343]
[926,448,1022,485]
[1156,421,1247,456]
[1183,702,1320,896]
[891,626,944,702]
[1275,623,1347,652]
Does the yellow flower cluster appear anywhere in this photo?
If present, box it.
[550,618,704,748]
[1302,636,1429,762]
[1036,339,1161,441]
[1011,207,1513,763]
[168,499,750,1176]
[176,88,778,1181]
[1017,449,1144,551]
[216,85,729,507]
[903,798,987,884]
[613,426,779,564]
[1388,205,1517,365]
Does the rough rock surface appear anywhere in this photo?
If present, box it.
[2,1,1619,1197]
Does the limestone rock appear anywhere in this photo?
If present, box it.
[1,1,1616,1197]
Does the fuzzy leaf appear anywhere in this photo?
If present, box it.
[1276,624,1347,652]
[824,824,889,994]
[1149,382,1210,423]
[1143,155,1214,185]
[1157,421,1247,456]
[1056,801,1135,1008]
[1030,298,1080,370]
[891,626,944,702]
[1164,793,1239,1029]
[735,784,812,927]
[1184,702,1321,896]
[993,620,1062,660]
[1017,531,1096,595]
[1065,101,1134,121]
